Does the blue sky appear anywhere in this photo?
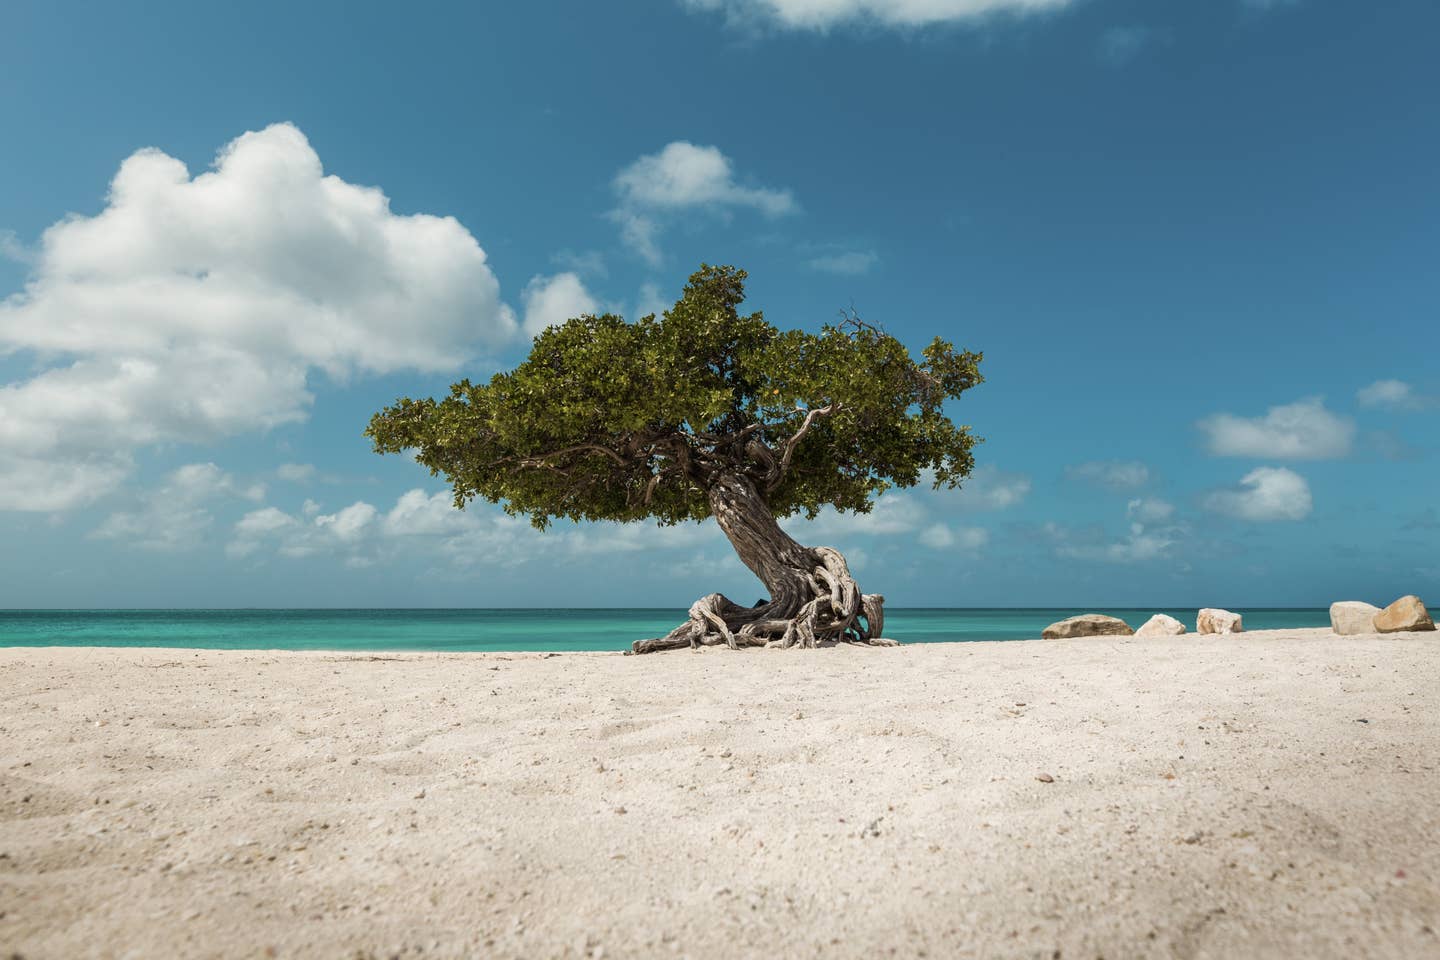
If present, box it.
[1,0,1435,608]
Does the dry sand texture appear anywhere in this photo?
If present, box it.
[3,629,1439,959]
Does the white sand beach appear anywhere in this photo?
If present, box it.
[3,629,1438,959]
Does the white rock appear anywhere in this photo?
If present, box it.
[1197,608,1243,634]
[1135,614,1187,637]
[1040,614,1133,639]
[1329,601,1380,635]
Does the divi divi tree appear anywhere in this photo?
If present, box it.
[367,265,982,654]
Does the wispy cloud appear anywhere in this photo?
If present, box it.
[1402,508,1440,532]
[0,229,32,264]
[807,250,878,275]
[918,523,989,551]
[1044,499,1185,564]
[276,463,318,483]
[1357,379,1431,411]
[682,0,1077,32]
[1096,26,1163,66]
[551,249,608,279]
[797,492,989,556]
[634,281,669,319]
[1240,0,1301,12]
[1126,497,1174,524]
[802,494,928,538]
[1065,460,1149,491]
[942,464,1032,511]
[92,463,264,551]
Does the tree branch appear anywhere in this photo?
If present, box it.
[511,443,630,468]
[768,402,837,492]
[662,435,708,485]
[640,464,682,505]
[709,422,766,446]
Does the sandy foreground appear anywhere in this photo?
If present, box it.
[2,630,1438,959]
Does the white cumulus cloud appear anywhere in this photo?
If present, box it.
[683,0,1075,30]
[615,142,795,215]
[521,272,600,338]
[314,502,379,542]
[1203,466,1312,522]
[610,142,796,265]
[0,122,517,512]
[237,507,298,538]
[382,489,472,538]
[1198,397,1354,460]
[230,500,382,560]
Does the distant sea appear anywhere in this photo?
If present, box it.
[0,608,1330,652]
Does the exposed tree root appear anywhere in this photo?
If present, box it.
[630,473,899,654]
[631,546,897,654]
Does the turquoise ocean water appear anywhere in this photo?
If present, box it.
[0,608,1329,652]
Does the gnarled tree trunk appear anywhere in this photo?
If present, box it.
[631,473,894,654]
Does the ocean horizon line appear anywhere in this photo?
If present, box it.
[0,607,1333,653]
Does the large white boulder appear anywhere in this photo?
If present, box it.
[1135,614,1187,637]
[1329,601,1381,635]
[1197,608,1243,635]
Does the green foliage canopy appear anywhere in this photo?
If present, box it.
[367,265,983,529]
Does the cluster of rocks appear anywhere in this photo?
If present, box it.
[1039,608,1244,640]
[1039,598,1435,641]
[1329,595,1435,634]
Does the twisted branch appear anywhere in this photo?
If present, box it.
[768,402,838,491]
